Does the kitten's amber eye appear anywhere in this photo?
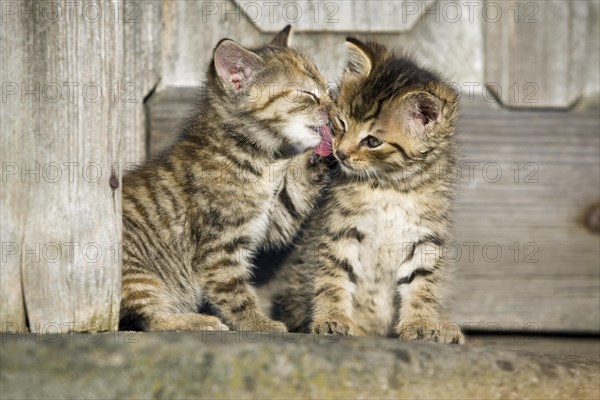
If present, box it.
[300,90,319,103]
[361,135,382,148]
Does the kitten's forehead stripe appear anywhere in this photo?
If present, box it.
[251,90,291,113]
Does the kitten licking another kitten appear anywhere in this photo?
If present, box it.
[273,39,464,343]
[120,26,332,332]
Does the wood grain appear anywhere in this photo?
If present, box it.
[148,90,600,332]
[122,0,161,166]
[484,0,593,108]
[0,10,27,332]
[447,101,600,332]
[0,0,123,332]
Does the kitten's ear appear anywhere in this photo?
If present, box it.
[214,39,263,91]
[401,91,445,135]
[344,38,372,77]
[270,25,292,47]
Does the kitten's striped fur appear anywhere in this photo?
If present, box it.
[120,27,332,332]
[273,39,464,343]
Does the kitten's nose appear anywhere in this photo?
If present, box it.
[336,150,349,161]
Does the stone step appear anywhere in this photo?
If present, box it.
[2,332,599,399]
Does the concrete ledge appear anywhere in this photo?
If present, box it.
[1,332,599,399]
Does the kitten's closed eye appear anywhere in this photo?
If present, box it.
[300,90,319,103]
[334,117,347,134]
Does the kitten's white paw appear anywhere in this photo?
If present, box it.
[200,316,230,331]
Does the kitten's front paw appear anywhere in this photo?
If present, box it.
[239,318,288,333]
[396,320,464,344]
[202,316,231,331]
[311,318,354,336]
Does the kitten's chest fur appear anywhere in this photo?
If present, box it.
[372,189,431,267]
[341,186,430,264]
[334,185,432,335]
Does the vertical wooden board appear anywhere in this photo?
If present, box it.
[1,0,123,332]
[161,0,264,86]
[123,0,161,166]
[0,3,27,332]
[484,0,591,108]
[584,1,600,97]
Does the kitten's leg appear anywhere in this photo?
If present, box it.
[394,241,464,344]
[271,249,315,332]
[262,152,330,250]
[120,258,229,332]
[309,240,359,335]
[196,248,287,333]
[146,313,229,331]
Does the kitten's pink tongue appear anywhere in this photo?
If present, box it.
[314,124,333,157]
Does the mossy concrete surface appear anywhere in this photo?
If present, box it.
[1,332,599,399]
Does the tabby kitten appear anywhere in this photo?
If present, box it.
[273,39,464,343]
[120,26,333,332]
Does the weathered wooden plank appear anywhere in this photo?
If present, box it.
[447,103,600,332]
[584,1,600,98]
[122,0,162,167]
[0,7,27,332]
[146,89,600,332]
[0,0,123,332]
[484,0,592,108]
[161,0,265,86]
[0,9,26,332]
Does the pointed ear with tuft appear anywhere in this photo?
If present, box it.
[214,39,264,91]
[401,91,446,135]
[270,25,292,47]
[344,37,372,78]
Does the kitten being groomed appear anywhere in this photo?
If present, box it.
[119,27,333,332]
[273,39,464,343]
